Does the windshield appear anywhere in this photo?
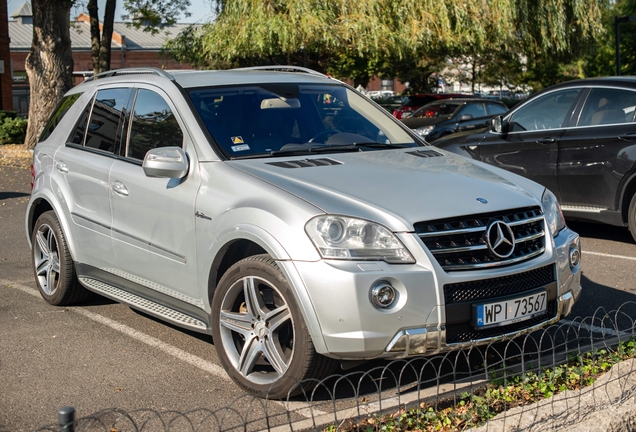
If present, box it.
[411,102,462,119]
[188,83,418,158]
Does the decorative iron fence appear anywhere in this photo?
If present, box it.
[35,302,636,432]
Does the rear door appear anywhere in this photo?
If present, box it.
[558,86,636,210]
[54,87,132,268]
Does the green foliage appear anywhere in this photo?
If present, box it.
[582,0,636,77]
[0,116,28,145]
[164,0,605,90]
[330,339,636,432]
[122,0,192,34]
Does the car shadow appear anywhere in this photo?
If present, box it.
[567,220,635,245]
[0,191,30,200]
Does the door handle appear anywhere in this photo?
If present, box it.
[536,137,556,144]
[111,180,129,197]
[619,133,636,141]
[55,162,68,173]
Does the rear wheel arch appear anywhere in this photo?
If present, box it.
[27,198,54,244]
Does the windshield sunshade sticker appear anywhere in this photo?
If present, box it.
[231,143,250,152]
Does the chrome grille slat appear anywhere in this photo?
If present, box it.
[414,206,546,271]
[430,244,487,255]
[442,247,545,270]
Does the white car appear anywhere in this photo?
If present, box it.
[26,66,581,398]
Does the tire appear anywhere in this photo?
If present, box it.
[31,211,90,306]
[211,254,338,399]
[629,193,636,244]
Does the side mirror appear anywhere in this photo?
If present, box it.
[143,147,189,178]
[491,115,504,133]
[458,114,473,121]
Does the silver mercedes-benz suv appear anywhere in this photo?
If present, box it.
[26,66,581,398]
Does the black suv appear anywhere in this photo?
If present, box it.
[400,98,508,142]
[434,77,636,242]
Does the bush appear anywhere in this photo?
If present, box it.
[0,113,27,145]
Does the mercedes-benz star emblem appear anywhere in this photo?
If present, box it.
[485,220,515,259]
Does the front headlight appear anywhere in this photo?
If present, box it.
[542,189,566,236]
[305,216,415,263]
[415,125,435,137]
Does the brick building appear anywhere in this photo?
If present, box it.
[8,1,195,115]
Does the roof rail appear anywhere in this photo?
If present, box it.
[84,67,175,82]
[231,65,328,78]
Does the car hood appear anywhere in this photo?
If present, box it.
[227,148,543,232]
[400,117,446,129]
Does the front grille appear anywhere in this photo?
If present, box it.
[444,264,555,304]
[445,300,557,344]
[415,207,545,271]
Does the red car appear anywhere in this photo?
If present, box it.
[392,93,468,119]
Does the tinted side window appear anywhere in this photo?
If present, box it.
[578,88,636,126]
[486,103,508,115]
[84,88,131,153]
[459,103,485,118]
[509,89,580,132]
[127,89,183,160]
[39,93,82,142]
[69,100,92,145]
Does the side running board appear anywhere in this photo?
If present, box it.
[79,277,208,332]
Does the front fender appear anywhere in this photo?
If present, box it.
[198,222,328,354]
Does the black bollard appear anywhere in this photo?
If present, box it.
[57,406,75,432]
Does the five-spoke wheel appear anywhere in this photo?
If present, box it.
[211,254,337,398]
[31,211,89,305]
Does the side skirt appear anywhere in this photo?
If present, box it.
[75,263,211,334]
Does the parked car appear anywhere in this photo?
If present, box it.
[433,77,636,242]
[375,94,408,113]
[26,66,581,399]
[392,93,467,119]
[400,98,508,142]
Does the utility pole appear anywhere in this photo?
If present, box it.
[615,15,635,76]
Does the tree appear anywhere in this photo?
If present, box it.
[165,0,605,90]
[85,0,192,75]
[25,0,74,149]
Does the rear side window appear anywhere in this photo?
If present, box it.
[126,89,183,160]
[84,88,131,154]
[39,93,82,142]
[486,103,508,115]
[578,88,636,126]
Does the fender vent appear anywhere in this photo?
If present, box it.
[407,149,444,158]
[266,158,342,169]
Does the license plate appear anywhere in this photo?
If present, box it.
[474,291,547,328]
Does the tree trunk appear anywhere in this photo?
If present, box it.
[88,0,101,75]
[99,0,117,72]
[24,0,74,150]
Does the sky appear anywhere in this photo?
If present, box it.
[7,0,216,24]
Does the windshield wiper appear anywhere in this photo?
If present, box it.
[268,145,362,157]
[229,142,416,160]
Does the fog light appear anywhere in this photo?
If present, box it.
[370,281,397,309]
[569,247,581,267]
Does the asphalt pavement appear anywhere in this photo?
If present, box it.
[1,164,636,431]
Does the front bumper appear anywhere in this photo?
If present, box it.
[288,226,581,360]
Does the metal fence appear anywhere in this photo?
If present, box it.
[35,302,636,432]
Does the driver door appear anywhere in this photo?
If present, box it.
[476,88,583,200]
